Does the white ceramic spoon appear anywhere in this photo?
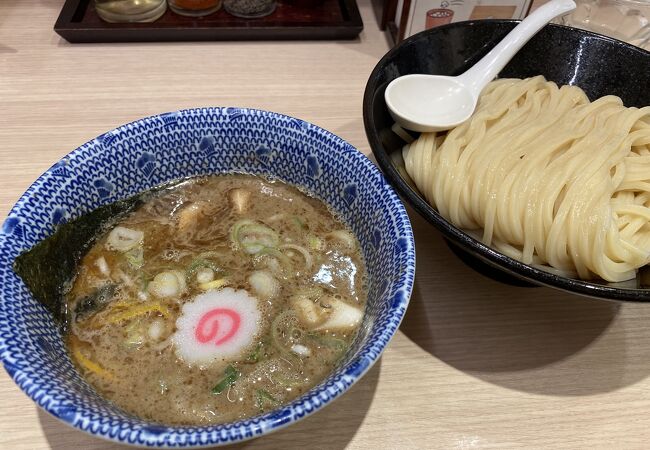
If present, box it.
[384,0,576,132]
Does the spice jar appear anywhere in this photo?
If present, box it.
[168,0,222,16]
[95,0,167,22]
[224,0,276,18]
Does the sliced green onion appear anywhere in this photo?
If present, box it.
[125,246,144,269]
[186,258,220,276]
[258,245,312,279]
[124,319,144,349]
[292,216,306,230]
[258,246,291,268]
[271,372,301,387]
[230,219,256,245]
[139,272,150,293]
[279,244,313,271]
[231,220,279,255]
[271,311,301,359]
[246,342,264,363]
[241,227,279,254]
[212,365,239,395]
[307,333,347,353]
[255,389,278,410]
[197,250,228,259]
[308,236,324,251]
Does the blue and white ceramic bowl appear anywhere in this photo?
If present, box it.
[0,108,415,447]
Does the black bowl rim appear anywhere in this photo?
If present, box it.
[363,20,650,302]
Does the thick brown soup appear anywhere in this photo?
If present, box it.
[65,175,367,425]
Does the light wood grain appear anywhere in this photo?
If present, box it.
[2,1,650,449]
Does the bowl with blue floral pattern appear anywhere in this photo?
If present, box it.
[0,107,415,447]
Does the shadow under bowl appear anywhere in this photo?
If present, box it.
[363,20,650,301]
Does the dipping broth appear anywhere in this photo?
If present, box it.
[64,175,367,425]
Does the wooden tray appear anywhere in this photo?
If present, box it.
[54,0,364,42]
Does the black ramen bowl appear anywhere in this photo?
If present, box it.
[363,20,650,302]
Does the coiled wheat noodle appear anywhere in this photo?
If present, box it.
[402,76,650,282]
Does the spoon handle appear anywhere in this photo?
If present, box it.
[459,0,576,97]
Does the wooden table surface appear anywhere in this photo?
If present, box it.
[2,1,650,449]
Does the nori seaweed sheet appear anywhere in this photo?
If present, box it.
[13,194,146,326]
